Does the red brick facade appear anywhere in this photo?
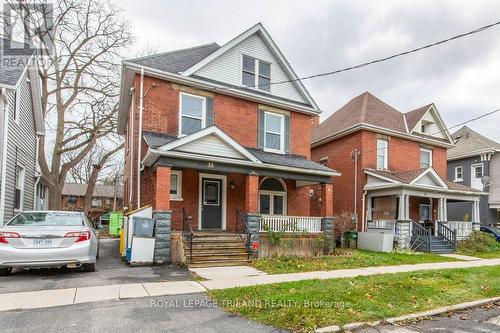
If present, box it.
[311,129,448,228]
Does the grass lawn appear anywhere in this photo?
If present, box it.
[464,249,500,259]
[250,250,459,274]
[209,266,500,332]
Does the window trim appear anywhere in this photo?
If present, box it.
[241,54,272,93]
[376,139,388,170]
[14,165,25,211]
[258,177,287,215]
[454,166,464,182]
[263,111,285,153]
[170,170,183,201]
[472,163,484,179]
[178,92,207,136]
[420,148,433,168]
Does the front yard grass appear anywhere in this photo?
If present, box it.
[457,231,500,259]
[209,266,500,332]
[250,249,459,274]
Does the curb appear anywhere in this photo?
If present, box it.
[315,296,500,332]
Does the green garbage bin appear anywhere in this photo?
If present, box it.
[109,212,123,237]
[345,230,358,249]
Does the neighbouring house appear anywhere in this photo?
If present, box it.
[447,126,500,226]
[61,183,124,220]
[0,38,47,224]
[311,92,482,252]
[117,23,340,266]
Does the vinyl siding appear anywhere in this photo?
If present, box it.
[1,69,38,223]
[194,33,308,104]
[174,134,246,159]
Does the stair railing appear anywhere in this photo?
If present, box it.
[182,208,194,260]
[235,209,252,259]
[436,221,457,251]
[411,221,431,252]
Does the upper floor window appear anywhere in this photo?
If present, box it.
[454,166,463,182]
[420,148,432,168]
[14,165,25,211]
[242,55,271,92]
[421,123,426,133]
[376,139,388,170]
[264,111,284,153]
[179,92,206,136]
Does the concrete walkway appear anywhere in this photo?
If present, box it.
[2,258,499,312]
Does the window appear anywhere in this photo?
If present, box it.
[471,163,484,190]
[264,111,284,152]
[420,148,432,168]
[14,165,25,210]
[91,198,102,208]
[474,164,483,178]
[454,166,463,181]
[66,195,78,204]
[242,55,271,92]
[376,139,388,170]
[258,178,287,215]
[421,124,426,133]
[179,93,206,135]
[13,87,20,123]
[170,170,182,200]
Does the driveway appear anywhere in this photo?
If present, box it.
[0,239,192,294]
[0,293,285,333]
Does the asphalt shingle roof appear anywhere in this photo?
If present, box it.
[63,183,124,198]
[0,37,35,86]
[127,43,220,74]
[448,126,500,159]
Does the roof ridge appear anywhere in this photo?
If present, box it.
[360,92,369,122]
[126,42,219,63]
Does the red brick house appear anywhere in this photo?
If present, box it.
[312,92,482,251]
[117,24,339,265]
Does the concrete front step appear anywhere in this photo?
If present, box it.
[187,259,250,268]
[186,248,247,255]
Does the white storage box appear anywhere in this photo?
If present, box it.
[357,232,394,253]
[130,237,155,263]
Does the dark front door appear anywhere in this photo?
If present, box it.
[201,178,222,229]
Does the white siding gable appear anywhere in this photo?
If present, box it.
[173,134,247,160]
[412,109,446,139]
[193,32,308,104]
[366,175,395,186]
[414,173,443,187]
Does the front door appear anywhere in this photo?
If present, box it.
[201,178,222,229]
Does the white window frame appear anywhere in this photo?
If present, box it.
[263,111,285,153]
[258,191,287,215]
[13,86,20,124]
[91,198,102,208]
[420,148,433,168]
[454,166,463,182]
[376,139,388,170]
[241,54,272,92]
[14,165,25,211]
[178,92,207,136]
[170,170,183,201]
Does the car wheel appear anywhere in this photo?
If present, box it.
[0,267,12,276]
[82,263,96,272]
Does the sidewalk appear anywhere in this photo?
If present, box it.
[1,258,499,312]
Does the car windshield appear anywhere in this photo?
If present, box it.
[489,226,500,234]
[7,212,84,226]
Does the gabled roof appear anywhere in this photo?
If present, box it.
[0,37,35,87]
[63,183,124,198]
[127,43,220,74]
[312,92,454,147]
[448,126,500,160]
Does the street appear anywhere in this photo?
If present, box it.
[0,239,192,294]
[0,292,284,333]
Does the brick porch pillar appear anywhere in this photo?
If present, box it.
[245,172,259,214]
[320,183,334,217]
[156,165,171,211]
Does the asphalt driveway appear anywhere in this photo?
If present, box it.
[0,239,192,294]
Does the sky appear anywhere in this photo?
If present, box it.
[119,0,500,141]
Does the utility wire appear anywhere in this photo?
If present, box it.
[247,19,500,89]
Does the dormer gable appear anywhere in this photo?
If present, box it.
[407,104,453,143]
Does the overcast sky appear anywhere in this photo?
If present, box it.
[119,0,500,141]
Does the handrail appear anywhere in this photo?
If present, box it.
[411,221,431,252]
[182,208,194,260]
[436,221,457,250]
[235,209,252,259]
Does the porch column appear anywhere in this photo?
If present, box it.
[472,200,480,230]
[405,195,410,220]
[155,165,171,211]
[245,173,260,214]
[437,198,444,221]
[398,194,406,220]
[366,195,373,220]
[443,198,448,221]
[320,183,334,217]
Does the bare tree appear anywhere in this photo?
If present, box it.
[4,0,132,209]
[334,211,357,248]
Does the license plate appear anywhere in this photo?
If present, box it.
[33,239,53,247]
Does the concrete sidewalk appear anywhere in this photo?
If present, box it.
[1,258,499,312]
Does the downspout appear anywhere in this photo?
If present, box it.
[351,149,360,225]
[137,69,144,208]
[33,136,41,210]
[128,87,135,207]
[0,88,10,224]
[361,190,367,232]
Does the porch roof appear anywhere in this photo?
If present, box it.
[142,128,340,182]
[364,167,484,198]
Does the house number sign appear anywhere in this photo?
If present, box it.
[207,162,215,168]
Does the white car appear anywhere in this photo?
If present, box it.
[0,211,99,275]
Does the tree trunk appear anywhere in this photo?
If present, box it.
[48,183,64,210]
[83,164,101,215]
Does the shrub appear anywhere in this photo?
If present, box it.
[458,231,500,255]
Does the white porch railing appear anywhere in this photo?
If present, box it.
[367,220,396,231]
[441,221,473,241]
[259,215,322,233]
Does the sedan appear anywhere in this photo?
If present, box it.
[0,211,99,276]
[480,225,500,242]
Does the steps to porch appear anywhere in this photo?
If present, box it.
[411,234,456,254]
[183,231,250,268]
